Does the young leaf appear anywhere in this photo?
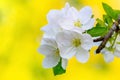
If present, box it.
[96,18,107,27]
[102,3,116,20]
[53,58,66,76]
[103,15,113,28]
[114,10,120,19]
[87,27,108,37]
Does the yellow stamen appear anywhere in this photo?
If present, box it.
[72,38,81,47]
[74,20,81,27]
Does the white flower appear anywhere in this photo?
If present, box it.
[56,30,93,63]
[59,4,95,32]
[38,38,68,69]
[41,3,95,38]
[41,3,70,38]
[101,49,114,63]
[42,24,62,38]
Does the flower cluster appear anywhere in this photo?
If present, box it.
[38,2,120,75]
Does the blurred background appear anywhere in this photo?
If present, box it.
[1,0,120,80]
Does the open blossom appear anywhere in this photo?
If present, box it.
[56,30,93,63]
[59,3,95,32]
[41,3,70,38]
[101,49,114,63]
[41,3,95,38]
[38,38,68,69]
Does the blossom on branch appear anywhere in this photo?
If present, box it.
[56,30,93,63]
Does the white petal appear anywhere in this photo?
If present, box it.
[60,7,78,30]
[42,24,62,38]
[68,7,78,20]
[41,38,57,48]
[38,45,56,55]
[75,47,90,63]
[42,55,60,68]
[62,58,68,69]
[78,6,92,24]
[62,2,70,13]
[41,25,50,32]
[103,52,114,63]
[114,50,120,57]
[81,34,93,50]
[65,2,70,8]
[93,42,101,46]
[116,44,120,51]
[60,47,76,59]
[41,25,55,38]
[62,6,78,20]
[82,18,95,30]
[59,19,74,30]
[56,30,74,47]
[70,27,84,34]
[59,6,78,31]
[47,10,62,24]
[106,42,111,47]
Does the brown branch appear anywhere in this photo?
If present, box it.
[93,37,104,42]
[96,22,119,54]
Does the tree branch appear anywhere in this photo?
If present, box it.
[96,22,118,54]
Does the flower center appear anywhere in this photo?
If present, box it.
[72,38,81,47]
[74,20,81,27]
[55,48,60,55]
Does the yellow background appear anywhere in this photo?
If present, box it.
[0,0,120,80]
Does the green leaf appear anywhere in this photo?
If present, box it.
[114,10,120,19]
[102,3,117,20]
[53,58,66,76]
[103,15,113,28]
[87,27,108,37]
[96,18,107,27]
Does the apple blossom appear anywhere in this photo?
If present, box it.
[38,38,68,69]
[56,30,93,63]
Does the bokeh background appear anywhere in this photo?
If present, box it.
[1,0,120,80]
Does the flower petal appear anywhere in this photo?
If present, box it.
[78,6,92,24]
[103,51,114,63]
[114,50,120,57]
[47,10,62,24]
[42,55,60,68]
[81,34,93,50]
[60,7,78,30]
[116,44,120,51]
[56,30,74,47]
[38,45,56,55]
[75,47,90,63]
[62,58,68,69]
[42,24,62,38]
[41,38,57,48]
[62,2,70,14]
[82,18,95,30]
[59,18,74,30]
[68,7,78,20]
[60,46,76,59]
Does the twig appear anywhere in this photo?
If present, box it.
[96,21,119,53]
[93,37,104,42]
